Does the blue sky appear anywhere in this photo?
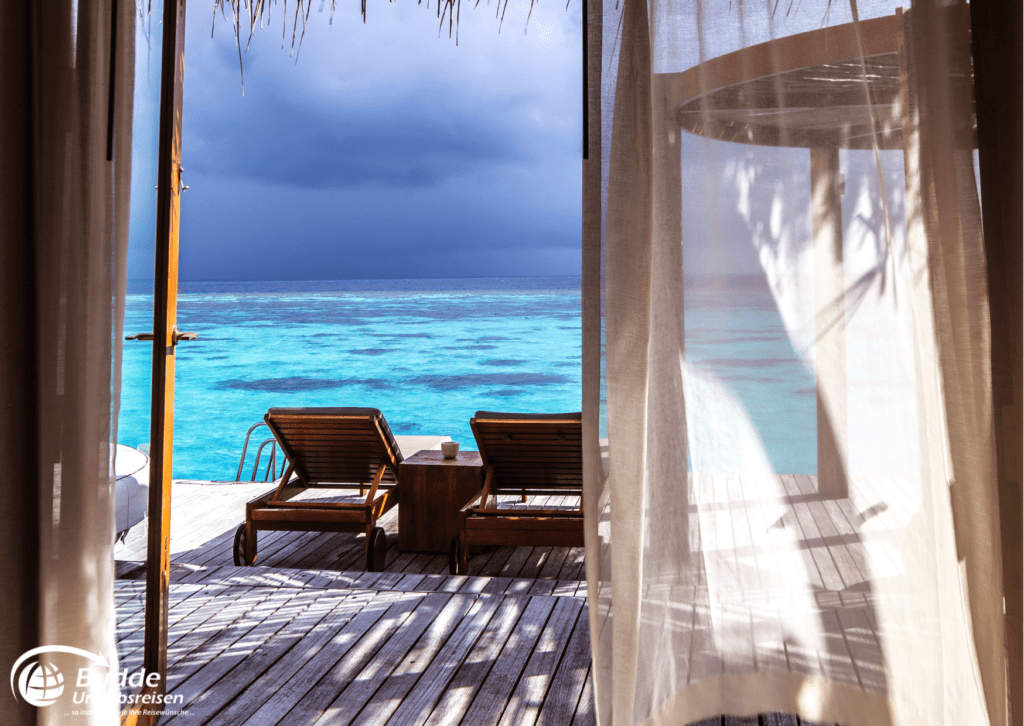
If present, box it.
[128,0,584,281]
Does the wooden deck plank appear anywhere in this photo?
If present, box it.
[309,593,455,726]
[200,590,376,726]
[534,604,591,726]
[478,546,517,577]
[458,596,557,726]
[819,498,871,584]
[110,473,901,726]
[692,473,728,595]
[497,546,535,579]
[265,530,342,570]
[406,553,441,575]
[514,546,553,580]
[569,664,596,726]
[482,576,513,595]
[118,585,239,671]
[725,473,763,597]
[778,475,828,591]
[744,474,789,595]
[235,591,409,726]
[287,531,358,570]
[498,596,585,726]
[555,547,585,580]
[165,588,309,706]
[162,586,272,689]
[260,592,425,726]
[384,594,504,726]
[117,583,215,651]
[419,555,450,576]
[711,473,740,592]
[833,604,886,694]
[165,589,343,725]
[419,596,530,726]
[395,573,428,592]
[538,546,571,579]
[505,578,535,597]
[793,475,867,591]
[751,602,789,675]
[687,599,724,684]
[816,607,861,689]
[528,579,559,597]
[355,593,478,726]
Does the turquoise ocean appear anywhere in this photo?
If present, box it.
[119,276,815,480]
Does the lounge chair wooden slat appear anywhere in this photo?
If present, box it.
[465,509,584,518]
[452,412,584,574]
[239,407,403,571]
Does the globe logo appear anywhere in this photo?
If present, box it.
[11,646,108,708]
[18,661,64,707]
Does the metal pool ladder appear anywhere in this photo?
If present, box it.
[235,422,287,482]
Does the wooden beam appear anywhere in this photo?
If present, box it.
[142,0,187,718]
[970,0,1023,721]
[811,146,849,500]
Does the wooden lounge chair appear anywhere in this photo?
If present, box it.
[233,407,403,572]
[450,411,583,575]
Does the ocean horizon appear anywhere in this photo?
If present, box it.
[119,275,819,480]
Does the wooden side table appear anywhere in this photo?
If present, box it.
[398,450,483,553]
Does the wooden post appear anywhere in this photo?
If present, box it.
[811,146,849,499]
[138,0,187,720]
[968,0,1024,720]
[647,73,691,566]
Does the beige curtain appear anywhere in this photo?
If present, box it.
[0,1,135,724]
[583,1,1009,725]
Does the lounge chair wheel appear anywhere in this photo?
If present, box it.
[366,526,387,572]
[449,536,461,575]
[233,523,256,566]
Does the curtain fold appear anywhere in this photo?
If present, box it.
[583,1,1009,725]
[0,1,135,724]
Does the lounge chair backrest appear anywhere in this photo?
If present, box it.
[266,407,404,487]
[470,411,582,494]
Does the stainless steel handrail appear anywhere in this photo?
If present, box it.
[264,443,278,481]
[236,421,288,481]
[264,442,286,481]
[251,438,278,481]
[235,422,268,480]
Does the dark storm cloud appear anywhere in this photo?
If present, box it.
[187,94,526,189]
[128,1,585,281]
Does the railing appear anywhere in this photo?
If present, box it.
[235,422,287,482]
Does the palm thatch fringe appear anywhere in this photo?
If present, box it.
[211,0,541,72]
[210,0,542,92]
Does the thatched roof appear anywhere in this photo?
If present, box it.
[211,0,544,91]
[213,0,539,50]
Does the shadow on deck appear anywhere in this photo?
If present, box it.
[113,477,874,726]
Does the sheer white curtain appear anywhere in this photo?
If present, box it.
[582,1,1009,725]
[0,1,134,724]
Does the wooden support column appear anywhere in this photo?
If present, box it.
[135,1,187,722]
[969,3,1023,721]
[811,146,848,499]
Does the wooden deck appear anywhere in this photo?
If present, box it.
[114,482,587,579]
[112,474,900,725]
[115,565,592,725]
[115,483,593,725]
